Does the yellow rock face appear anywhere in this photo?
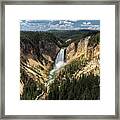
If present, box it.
[64,35,100,79]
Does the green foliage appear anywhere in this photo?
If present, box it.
[20,30,100,100]
[48,74,100,100]
[48,29,99,42]
[88,32,100,47]
[57,58,88,79]
[48,56,100,100]
[20,31,62,48]
[20,68,44,100]
[21,30,100,49]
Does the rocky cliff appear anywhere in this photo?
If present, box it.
[55,32,100,79]
[48,32,100,100]
[20,31,60,99]
[66,33,100,77]
[20,30,100,100]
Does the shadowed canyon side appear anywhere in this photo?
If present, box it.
[20,29,100,100]
[20,32,60,99]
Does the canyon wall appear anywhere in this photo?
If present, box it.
[20,31,100,100]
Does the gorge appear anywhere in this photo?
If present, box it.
[20,29,100,100]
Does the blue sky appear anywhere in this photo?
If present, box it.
[20,20,100,31]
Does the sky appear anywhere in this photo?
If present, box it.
[20,20,100,31]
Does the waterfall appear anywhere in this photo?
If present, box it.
[48,48,65,85]
[54,48,65,69]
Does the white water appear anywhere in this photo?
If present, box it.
[48,48,65,85]
[54,48,65,69]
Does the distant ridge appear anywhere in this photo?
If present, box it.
[20,20,100,31]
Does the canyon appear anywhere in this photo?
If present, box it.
[20,30,100,100]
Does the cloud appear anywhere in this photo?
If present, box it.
[83,22,87,25]
[82,21,91,25]
[87,22,91,25]
[80,21,100,30]
[20,20,100,31]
